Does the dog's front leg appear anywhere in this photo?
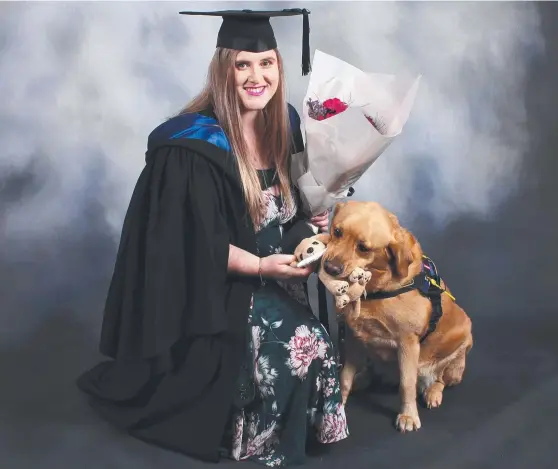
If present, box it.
[395,335,421,432]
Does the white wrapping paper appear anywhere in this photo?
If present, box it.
[292,49,421,216]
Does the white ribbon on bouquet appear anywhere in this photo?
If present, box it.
[291,49,422,216]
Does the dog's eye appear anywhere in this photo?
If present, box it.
[312,241,319,245]
[333,227,343,238]
[357,242,371,253]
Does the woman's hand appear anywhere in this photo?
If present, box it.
[260,254,314,281]
[310,210,330,233]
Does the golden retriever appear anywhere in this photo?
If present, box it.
[319,200,473,432]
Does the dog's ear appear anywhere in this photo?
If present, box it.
[386,212,417,280]
[387,229,414,280]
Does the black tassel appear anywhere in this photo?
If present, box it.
[301,8,311,76]
[282,8,312,76]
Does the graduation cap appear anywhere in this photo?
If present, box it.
[179,8,311,76]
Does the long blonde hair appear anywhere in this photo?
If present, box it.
[178,47,294,227]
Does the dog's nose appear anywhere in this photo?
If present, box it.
[324,259,344,277]
[307,247,314,254]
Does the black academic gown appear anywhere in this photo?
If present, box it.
[76,105,315,462]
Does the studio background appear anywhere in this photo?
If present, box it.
[1,1,557,468]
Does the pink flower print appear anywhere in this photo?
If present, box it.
[285,325,328,379]
[318,404,349,444]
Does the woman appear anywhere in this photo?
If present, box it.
[76,8,349,467]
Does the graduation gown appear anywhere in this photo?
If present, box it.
[76,104,316,462]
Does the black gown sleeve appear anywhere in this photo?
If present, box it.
[99,144,231,362]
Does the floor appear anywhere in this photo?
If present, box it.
[3,316,557,469]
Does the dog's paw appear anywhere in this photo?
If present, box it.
[335,294,350,309]
[423,383,444,409]
[395,412,421,433]
[348,268,365,284]
[360,271,372,286]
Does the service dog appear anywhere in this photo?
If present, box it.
[320,201,473,432]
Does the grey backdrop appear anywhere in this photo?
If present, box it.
[1,2,557,468]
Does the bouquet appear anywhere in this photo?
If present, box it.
[291,49,422,216]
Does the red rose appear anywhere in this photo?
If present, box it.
[323,98,348,115]
[306,97,349,122]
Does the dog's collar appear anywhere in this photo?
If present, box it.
[363,255,455,343]
[363,283,416,299]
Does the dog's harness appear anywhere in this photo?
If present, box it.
[364,255,456,343]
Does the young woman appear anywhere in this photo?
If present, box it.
[76,9,349,467]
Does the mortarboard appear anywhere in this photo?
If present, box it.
[179,8,311,76]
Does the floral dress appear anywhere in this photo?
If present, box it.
[223,171,349,467]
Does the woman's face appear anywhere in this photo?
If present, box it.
[234,50,280,112]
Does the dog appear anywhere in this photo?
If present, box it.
[320,200,473,433]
